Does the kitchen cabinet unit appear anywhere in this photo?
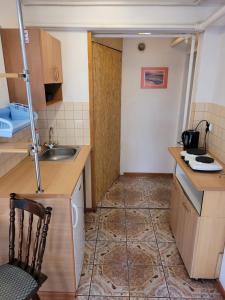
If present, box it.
[169,147,225,279]
[0,146,91,296]
[0,28,63,110]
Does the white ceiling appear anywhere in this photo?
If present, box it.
[22,0,225,6]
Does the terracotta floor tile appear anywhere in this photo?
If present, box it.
[98,222,126,241]
[85,222,98,241]
[89,297,129,300]
[84,241,96,265]
[126,222,156,242]
[145,187,171,208]
[127,241,161,266]
[153,223,175,242]
[94,241,127,265]
[101,188,126,208]
[90,264,129,296]
[76,264,93,296]
[85,210,100,223]
[130,298,169,300]
[125,208,151,224]
[164,265,210,298]
[99,208,126,223]
[158,242,183,266]
[150,209,170,224]
[125,190,148,208]
[129,265,169,297]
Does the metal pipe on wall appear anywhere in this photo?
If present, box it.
[16,0,42,193]
[182,34,196,131]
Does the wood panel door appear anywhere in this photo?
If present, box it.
[92,42,122,205]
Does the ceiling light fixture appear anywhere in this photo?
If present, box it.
[138,32,152,35]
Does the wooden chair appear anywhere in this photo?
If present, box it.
[0,193,52,300]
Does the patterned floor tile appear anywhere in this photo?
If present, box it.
[153,223,175,242]
[101,187,126,208]
[89,297,129,300]
[75,297,89,300]
[84,241,96,265]
[85,222,98,241]
[98,222,126,241]
[126,222,156,242]
[130,298,169,300]
[206,279,223,297]
[76,264,93,296]
[158,242,183,266]
[164,265,210,298]
[127,241,161,266]
[129,265,169,297]
[99,208,126,223]
[125,208,151,224]
[85,210,100,223]
[90,264,129,296]
[94,241,127,265]
[125,190,148,208]
[150,209,170,224]
[144,187,171,208]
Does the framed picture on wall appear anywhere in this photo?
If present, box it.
[141,67,168,89]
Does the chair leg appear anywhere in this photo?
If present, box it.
[32,293,40,300]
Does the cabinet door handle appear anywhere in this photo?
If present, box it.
[72,203,78,228]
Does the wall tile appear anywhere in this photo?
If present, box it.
[38,101,90,146]
[191,102,225,164]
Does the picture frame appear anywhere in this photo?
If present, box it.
[141,67,168,89]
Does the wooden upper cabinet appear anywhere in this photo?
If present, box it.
[40,30,63,84]
[0,28,63,110]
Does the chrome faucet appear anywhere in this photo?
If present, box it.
[45,127,55,149]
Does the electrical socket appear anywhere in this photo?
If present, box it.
[209,123,213,132]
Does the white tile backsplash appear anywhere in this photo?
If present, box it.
[38,101,90,145]
[190,102,225,164]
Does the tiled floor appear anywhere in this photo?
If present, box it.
[77,176,224,300]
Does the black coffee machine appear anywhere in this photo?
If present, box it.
[181,130,199,150]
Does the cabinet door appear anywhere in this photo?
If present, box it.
[71,174,85,289]
[40,30,63,84]
[180,195,199,275]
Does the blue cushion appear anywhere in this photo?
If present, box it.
[0,264,38,300]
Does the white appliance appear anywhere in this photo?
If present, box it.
[71,174,85,287]
[180,150,223,172]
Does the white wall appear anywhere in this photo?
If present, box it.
[49,31,89,102]
[23,4,220,28]
[120,38,187,173]
[194,26,225,105]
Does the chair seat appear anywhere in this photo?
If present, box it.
[0,264,38,300]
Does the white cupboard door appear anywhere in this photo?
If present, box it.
[71,174,85,289]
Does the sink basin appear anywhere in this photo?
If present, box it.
[39,146,80,161]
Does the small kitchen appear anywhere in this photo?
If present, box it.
[0,1,225,300]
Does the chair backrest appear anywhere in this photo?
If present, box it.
[9,193,52,281]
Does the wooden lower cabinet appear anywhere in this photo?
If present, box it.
[170,176,225,279]
[0,176,85,295]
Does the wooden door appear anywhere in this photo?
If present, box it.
[91,41,122,205]
[40,30,63,84]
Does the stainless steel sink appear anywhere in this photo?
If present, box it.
[39,146,80,161]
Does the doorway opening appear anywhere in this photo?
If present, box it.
[88,33,197,207]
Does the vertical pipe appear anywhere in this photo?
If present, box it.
[182,35,196,131]
[16,0,42,193]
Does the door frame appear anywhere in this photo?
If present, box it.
[87,32,96,210]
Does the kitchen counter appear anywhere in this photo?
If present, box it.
[0,145,91,197]
[169,146,225,191]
